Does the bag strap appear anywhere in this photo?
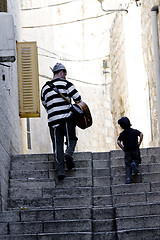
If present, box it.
[47,81,71,104]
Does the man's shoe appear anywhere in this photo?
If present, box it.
[57,174,66,180]
[125,178,132,184]
[131,162,139,175]
[65,154,75,170]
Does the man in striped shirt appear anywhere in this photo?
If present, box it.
[41,63,82,180]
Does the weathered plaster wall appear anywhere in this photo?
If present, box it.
[0,0,22,209]
[20,0,121,153]
[141,0,160,146]
[109,0,157,148]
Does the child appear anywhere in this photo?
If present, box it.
[117,117,143,184]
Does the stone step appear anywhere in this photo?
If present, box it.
[9,186,92,199]
[93,232,117,240]
[40,186,92,198]
[36,232,92,240]
[8,219,91,234]
[11,159,92,171]
[93,176,111,187]
[10,167,92,180]
[113,190,160,206]
[8,192,113,209]
[93,186,111,196]
[110,147,160,160]
[1,207,115,233]
[8,197,54,209]
[11,154,53,163]
[52,195,92,208]
[111,182,150,195]
[112,182,160,196]
[11,161,55,171]
[93,168,110,177]
[11,152,92,162]
[116,202,160,218]
[111,163,160,176]
[0,233,92,240]
[113,192,147,206]
[110,148,160,167]
[9,176,92,189]
[93,195,112,207]
[111,155,160,167]
[10,170,50,179]
[4,207,97,222]
[92,152,110,160]
[4,207,92,221]
[0,234,37,240]
[55,207,91,220]
[9,178,56,189]
[116,215,160,231]
[93,219,116,232]
[7,148,160,239]
[117,228,160,240]
[92,207,114,220]
[112,172,160,185]
[93,159,110,169]
[11,152,93,171]
[144,147,160,156]
[8,193,93,209]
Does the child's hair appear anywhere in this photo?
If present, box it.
[118,117,131,130]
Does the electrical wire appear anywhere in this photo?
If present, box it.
[21,0,80,11]
[99,1,128,13]
[39,74,110,86]
[38,53,108,62]
[21,42,108,63]
[0,63,11,68]
[22,12,114,29]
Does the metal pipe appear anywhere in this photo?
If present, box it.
[151,5,160,131]
[99,2,128,14]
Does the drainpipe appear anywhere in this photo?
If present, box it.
[151,5,160,132]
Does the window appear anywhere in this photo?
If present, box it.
[27,118,31,150]
[17,42,40,118]
[0,0,7,12]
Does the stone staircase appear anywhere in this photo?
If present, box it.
[111,148,160,240]
[0,148,159,239]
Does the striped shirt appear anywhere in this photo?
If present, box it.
[41,78,81,127]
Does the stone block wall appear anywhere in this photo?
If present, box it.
[0,0,22,210]
[109,0,160,148]
[141,0,160,146]
[110,11,129,146]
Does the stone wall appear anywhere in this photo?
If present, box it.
[110,11,129,145]
[0,0,22,210]
[109,0,159,148]
[141,0,160,146]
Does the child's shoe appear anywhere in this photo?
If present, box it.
[131,162,139,175]
[125,178,132,184]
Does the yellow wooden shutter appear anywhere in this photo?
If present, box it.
[0,0,7,12]
[17,42,40,118]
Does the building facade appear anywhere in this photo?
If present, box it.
[0,0,22,210]
[1,0,160,210]
[110,0,160,148]
[20,0,118,153]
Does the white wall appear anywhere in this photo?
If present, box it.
[20,0,123,153]
[0,0,22,210]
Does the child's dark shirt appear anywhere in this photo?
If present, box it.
[117,128,141,152]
